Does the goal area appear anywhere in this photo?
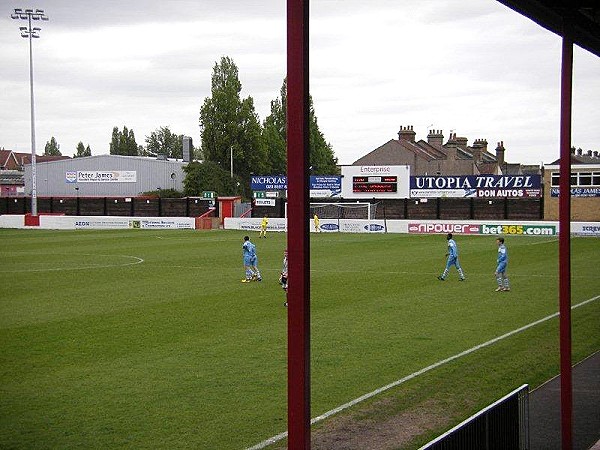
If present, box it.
[310,202,376,220]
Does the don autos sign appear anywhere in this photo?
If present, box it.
[410,175,541,198]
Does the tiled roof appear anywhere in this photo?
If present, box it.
[549,153,600,165]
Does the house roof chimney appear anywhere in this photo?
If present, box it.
[473,139,488,153]
[445,133,458,160]
[398,125,416,143]
[495,141,505,167]
[472,139,486,163]
[427,129,444,149]
[455,136,468,148]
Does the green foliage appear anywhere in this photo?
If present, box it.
[199,56,268,197]
[263,79,339,175]
[0,230,598,449]
[145,126,184,159]
[262,82,287,175]
[139,188,183,198]
[183,160,240,197]
[109,126,139,156]
[309,105,339,175]
[74,142,91,158]
[44,136,61,156]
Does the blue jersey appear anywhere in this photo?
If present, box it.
[497,244,508,265]
[447,239,458,259]
[243,240,256,258]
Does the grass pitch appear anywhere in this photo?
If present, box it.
[0,229,598,449]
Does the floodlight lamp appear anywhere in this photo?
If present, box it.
[35,9,44,14]
[33,27,41,31]
[11,13,19,19]
[24,8,33,13]
[13,8,23,14]
[41,15,48,21]
[19,26,27,31]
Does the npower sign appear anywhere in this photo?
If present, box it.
[408,222,557,236]
[409,223,480,234]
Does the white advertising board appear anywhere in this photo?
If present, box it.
[254,199,276,207]
[340,165,410,199]
[65,171,137,183]
[39,216,195,230]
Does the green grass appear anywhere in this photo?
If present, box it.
[0,229,598,449]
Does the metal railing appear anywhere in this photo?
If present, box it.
[420,384,529,450]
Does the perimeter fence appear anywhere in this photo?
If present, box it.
[420,384,529,450]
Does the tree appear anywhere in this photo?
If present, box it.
[199,56,268,197]
[262,82,287,175]
[145,126,184,159]
[110,126,139,156]
[183,161,240,197]
[74,142,91,158]
[44,137,61,156]
[262,78,339,175]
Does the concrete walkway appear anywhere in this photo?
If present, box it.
[529,351,600,450]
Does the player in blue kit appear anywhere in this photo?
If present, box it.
[495,237,510,291]
[437,233,466,281]
[242,236,262,283]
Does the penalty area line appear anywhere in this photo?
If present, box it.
[246,294,600,450]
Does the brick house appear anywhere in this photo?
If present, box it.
[543,148,600,221]
[1,149,70,197]
[352,125,536,176]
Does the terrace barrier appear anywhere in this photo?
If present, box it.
[420,384,529,450]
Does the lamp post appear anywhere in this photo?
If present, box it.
[11,8,49,217]
[75,187,80,216]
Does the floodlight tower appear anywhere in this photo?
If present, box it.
[11,8,49,216]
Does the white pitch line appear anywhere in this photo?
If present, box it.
[246,294,600,450]
[152,265,594,279]
[2,255,144,273]
[524,238,559,246]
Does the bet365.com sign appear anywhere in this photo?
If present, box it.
[480,224,556,236]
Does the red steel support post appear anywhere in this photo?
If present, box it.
[287,0,311,449]
[559,23,573,450]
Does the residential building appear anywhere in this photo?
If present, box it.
[352,125,539,176]
[544,148,600,221]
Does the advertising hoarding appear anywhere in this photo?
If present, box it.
[66,171,137,183]
[550,187,600,197]
[410,175,541,198]
[250,175,342,197]
[340,166,410,199]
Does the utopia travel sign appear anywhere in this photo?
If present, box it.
[410,175,541,198]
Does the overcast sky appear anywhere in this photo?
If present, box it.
[1,0,599,166]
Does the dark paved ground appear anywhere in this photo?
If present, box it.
[529,351,600,450]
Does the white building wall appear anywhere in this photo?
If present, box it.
[24,155,188,197]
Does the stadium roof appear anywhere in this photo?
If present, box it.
[496,0,600,57]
